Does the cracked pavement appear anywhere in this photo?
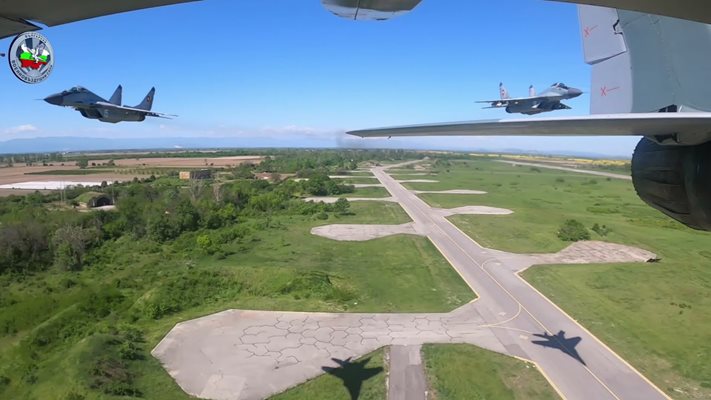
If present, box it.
[153,162,665,400]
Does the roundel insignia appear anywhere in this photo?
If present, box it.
[8,32,55,84]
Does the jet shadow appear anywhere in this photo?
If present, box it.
[532,330,586,365]
[321,357,383,400]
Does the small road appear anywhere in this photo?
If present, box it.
[388,345,427,400]
[374,162,664,400]
[496,159,632,180]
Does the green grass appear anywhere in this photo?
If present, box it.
[349,186,391,198]
[423,344,560,400]
[337,177,381,185]
[0,201,473,399]
[412,159,711,399]
[271,349,386,400]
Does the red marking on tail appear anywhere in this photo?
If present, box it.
[584,25,598,38]
[600,86,620,96]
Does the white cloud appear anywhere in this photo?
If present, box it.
[5,124,38,134]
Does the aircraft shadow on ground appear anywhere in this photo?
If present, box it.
[321,357,384,400]
[532,330,586,365]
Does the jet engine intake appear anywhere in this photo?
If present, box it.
[632,138,711,230]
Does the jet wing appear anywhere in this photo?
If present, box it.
[94,102,177,119]
[553,0,711,25]
[475,97,535,106]
[475,95,560,108]
[347,112,711,137]
[0,0,199,39]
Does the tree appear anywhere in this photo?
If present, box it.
[557,219,590,242]
[52,225,95,271]
[333,198,351,215]
[0,222,51,273]
[196,234,217,254]
[77,158,89,169]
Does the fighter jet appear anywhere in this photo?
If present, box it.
[348,4,711,232]
[321,357,383,400]
[477,82,583,115]
[532,330,586,365]
[44,85,174,123]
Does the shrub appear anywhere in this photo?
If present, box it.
[592,223,611,236]
[557,219,591,241]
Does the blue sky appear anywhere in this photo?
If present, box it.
[0,0,640,156]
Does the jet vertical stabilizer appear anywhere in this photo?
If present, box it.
[499,82,509,99]
[108,85,122,105]
[579,4,711,114]
[135,87,155,110]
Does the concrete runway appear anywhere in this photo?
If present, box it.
[373,162,665,400]
[497,159,632,180]
[152,162,665,400]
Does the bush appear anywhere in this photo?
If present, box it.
[592,223,611,236]
[89,356,140,396]
[557,219,591,241]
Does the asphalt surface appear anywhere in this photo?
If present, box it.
[373,162,665,400]
[152,163,664,400]
[388,345,427,400]
[496,159,632,180]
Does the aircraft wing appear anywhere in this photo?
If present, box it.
[475,95,560,108]
[347,112,711,137]
[0,0,199,39]
[553,0,711,25]
[475,97,534,106]
[95,102,177,119]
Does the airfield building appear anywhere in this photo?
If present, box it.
[179,170,213,180]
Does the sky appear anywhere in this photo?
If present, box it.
[0,0,641,156]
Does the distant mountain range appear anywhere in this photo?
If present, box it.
[0,136,630,159]
[0,136,322,154]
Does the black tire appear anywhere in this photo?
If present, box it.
[632,138,711,231]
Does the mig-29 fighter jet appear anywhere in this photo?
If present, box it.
[44,85,174,123]
[477,82,583,115]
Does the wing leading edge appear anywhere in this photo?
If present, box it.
[346,113,711,138]
[0,0,199,39]
[94,102,177,119]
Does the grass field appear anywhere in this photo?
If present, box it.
[349,186,391,198]
[408,159,711,399]
[423,344,560,400]
[0,200,473,399]
[340,179,382,186]
[271,349,386,400]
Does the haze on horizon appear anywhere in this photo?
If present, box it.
[0,0,641,157]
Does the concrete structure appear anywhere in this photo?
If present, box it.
[179,169,212,180]
[153,162,665,400]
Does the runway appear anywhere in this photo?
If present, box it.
[373,162,665,400]
[152,162,665,400]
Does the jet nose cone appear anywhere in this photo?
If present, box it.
[44,93,63,106]
[569,88,583,98]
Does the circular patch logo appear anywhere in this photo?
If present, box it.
[8,31,54,84]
